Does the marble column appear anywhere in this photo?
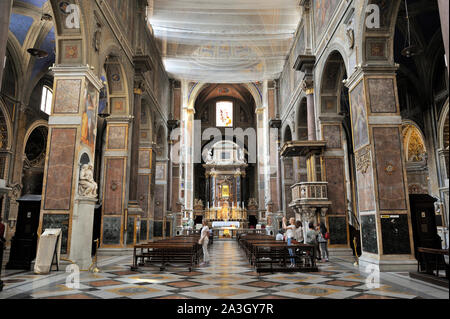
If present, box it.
[205,172,210,204]
[126,84,144,245]
[101,116,132,247]
[346,66,416,272]
[438,0,449,75]
[236,173,242,204]
[256,80,270,209]
[321,116,352,253]
[129,85,143,204]
[0,0,13,89]
[211,172,216,208]
[38,65,103,266]
[306,87,317,141]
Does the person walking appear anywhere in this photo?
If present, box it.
[318,222,329,262]
[282,217,296,268]
[315,223,322,261]
[199,220,210,266]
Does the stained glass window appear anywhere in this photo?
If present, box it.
[216,101,233,127]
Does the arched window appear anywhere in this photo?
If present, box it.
[40,86,53,115]
[216,101,233,127]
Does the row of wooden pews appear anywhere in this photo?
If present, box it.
[237,233,318,273]
[131,235,202,272]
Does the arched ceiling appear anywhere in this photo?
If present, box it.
[195,84,255,106]
[148,0,301,83]
[9,0,55,84]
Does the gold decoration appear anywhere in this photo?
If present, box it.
[384,162,396,175]
[402,124,426,162]
[355,145,371,174]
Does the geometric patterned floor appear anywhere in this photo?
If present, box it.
[1,240,448,299]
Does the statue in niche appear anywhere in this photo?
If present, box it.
[78,164,98,198]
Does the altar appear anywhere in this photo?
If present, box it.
[202,141,249,230]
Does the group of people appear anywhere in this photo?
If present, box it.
[278,216,329,267]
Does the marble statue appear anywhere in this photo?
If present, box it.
[78,164,98,198]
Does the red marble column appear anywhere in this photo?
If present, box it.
[346,67,416,271]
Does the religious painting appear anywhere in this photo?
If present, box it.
[216,101,233,127]
[350,81,369,151]
[81,83,98,153]
[314,0,341,43]
[222,184,230,198]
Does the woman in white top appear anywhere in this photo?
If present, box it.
[282,217,296,267]
[199,220,210,266]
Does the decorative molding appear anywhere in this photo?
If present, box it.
[355,145,372,174]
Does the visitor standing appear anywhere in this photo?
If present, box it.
[306,222,319,260]
[318,222,329,262]
[282,217,296,267]
[199,220,210,266]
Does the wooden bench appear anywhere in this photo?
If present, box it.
[131,236,202,271]
[417,247,449,279]
[238,234,318,273]
[252,243,317,273]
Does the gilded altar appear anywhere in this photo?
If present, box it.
[202,141,249,226]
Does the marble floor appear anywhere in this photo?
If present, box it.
[0,240,448,299]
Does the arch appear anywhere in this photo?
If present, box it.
[103,51,131,116]
[358,0,402,66]
[401,120,427,163]
[5,36,24,95]
[282,124,293,143]
[22,120,49,154]
[0,99,13,151]
[438,99,449,150]
[188,82,262,110]
[318,50,349,117]
[155,124,168,159]
[316,42,350,87]
[140,100,154,145]
[48,0,88,63]
[296,97,308,141]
